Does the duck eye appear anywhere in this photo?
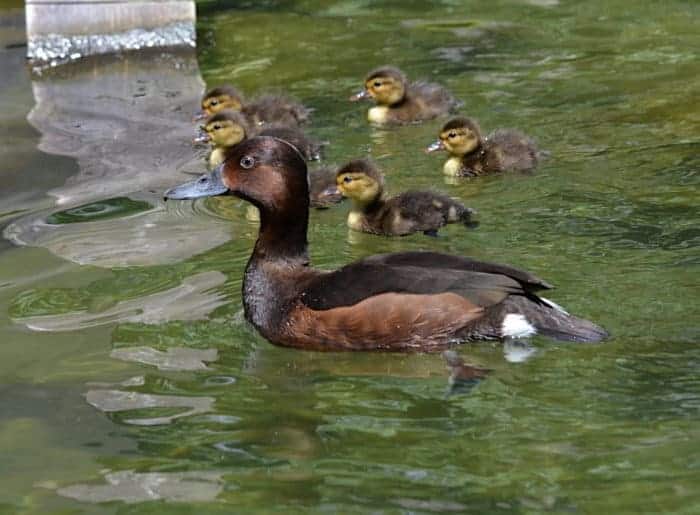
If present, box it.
[240,156,255,169]
[198,176,208,184]
[343,176,353,183]
[373,81,382,88]
[210,99,219,106]
[448,132,457,138]
[213,124,221,130]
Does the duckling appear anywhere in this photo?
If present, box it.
[336,159,476,236]
[426,117,539,177]
[350,66,459,125]
[195,111,336,209]
[196,110,322,168]
[195,85,310,128]
[163,136,609,351]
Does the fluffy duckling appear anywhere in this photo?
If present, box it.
[426,117,539,177]
[196,110,322,168]
[163,136,608,350]
[195,85,310,128]
[350,66,459,125]
[336,159,476,236]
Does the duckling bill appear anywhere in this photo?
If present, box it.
[427,117,539,177]
[351,66,459,125]
[164,136,608,351]
[336,158,476,236]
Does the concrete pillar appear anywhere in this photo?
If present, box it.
[25,0,196,64]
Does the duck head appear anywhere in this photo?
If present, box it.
[194,85,245,120]
[195,110,249,147]
[165,136,309,215]
[426,117,483,156]
[349,66,407,106]
[336,159,385,207]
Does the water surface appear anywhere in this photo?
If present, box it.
[1,1,699,512]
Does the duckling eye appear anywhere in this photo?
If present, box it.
[240,156,255,169]
[343,176,353,183]
[448,132,457,139]
[373,81,382,88]
[213,124,221,130]
[210,99,219,106]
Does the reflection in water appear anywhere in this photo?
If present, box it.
[85,389,214,426]
[14,271,227,331]
[111,346,218,371]
[54,470,223,504]
[5,199,232,267]
[2,50,235,266]
[44,197,152,225]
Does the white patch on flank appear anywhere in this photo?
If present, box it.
[540,297,569,315]
[501,313,536,338]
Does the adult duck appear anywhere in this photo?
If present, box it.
[350,66,459,125]
[164,137,607,351]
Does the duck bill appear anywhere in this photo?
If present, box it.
[193,128,210,144]
[163,166,228,201]
[349,89,370,102]
[425,140,445,154]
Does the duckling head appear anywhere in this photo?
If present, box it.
[426,117,483,156]
[336,159,385,206]
[196,85,244,119]
[349,66,407,106]
[196,110,249,148]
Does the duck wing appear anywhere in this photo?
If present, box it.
[300,251,551,311]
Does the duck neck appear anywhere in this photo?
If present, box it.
[253,206,309,261]
[243,201,310,336]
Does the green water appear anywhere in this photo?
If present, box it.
[1,0,699,512]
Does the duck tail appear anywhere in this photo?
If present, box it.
[458,205,479,229]
[500,296,608,343]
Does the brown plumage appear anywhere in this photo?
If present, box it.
[163,137,608,351]
[336,158,476,236]
[350,66,460,125]
[198,111,336,208]
[427,117,539,177]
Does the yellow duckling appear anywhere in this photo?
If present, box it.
[195,85,310,128]
[336,159,476,236]
[426,117,539,177]
[196,110,322,169]
[350,66,459,125]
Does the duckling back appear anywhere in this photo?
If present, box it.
[380,191,475,236]
[243,94,311,128]
[406,81,460,121]
[485,129,539,172]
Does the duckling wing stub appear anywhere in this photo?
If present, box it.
[300,252,550,312]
